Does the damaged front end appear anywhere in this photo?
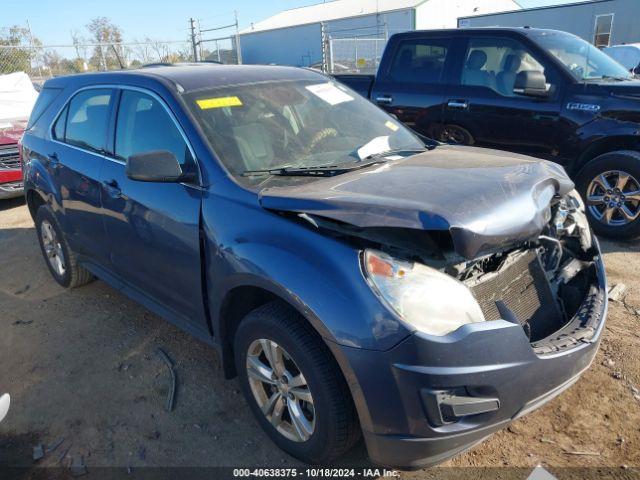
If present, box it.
[291,190,605,353]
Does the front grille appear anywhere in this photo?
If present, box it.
[0,146,20,170]
[469,250,563,341]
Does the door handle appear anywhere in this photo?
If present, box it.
[376,95,393,105]
[447,100,469,110]
[102,179,122,198]
[47,153,61,169]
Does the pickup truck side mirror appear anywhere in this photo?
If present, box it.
[126,150,193,183]
[514,70,551,98]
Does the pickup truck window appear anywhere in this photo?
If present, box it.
[532,30,632,81]
[388,38,450,84]
[462,37,545,97]
[186,80,423,176]
[115,90,191,165]
[63,89,113,154]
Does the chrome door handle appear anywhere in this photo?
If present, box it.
[376,95,393,105]
[447,100,469,110]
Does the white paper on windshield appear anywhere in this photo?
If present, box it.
[0,72,38,121]
[357,136,390,160]
[305,83,354,106]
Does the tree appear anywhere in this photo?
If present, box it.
[86,17,124,70]
[0,26,35,74]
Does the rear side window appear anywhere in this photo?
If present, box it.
[27,87,61,129]
[64,89,113,153]
[388,38,450,84]
[115,90,191,165]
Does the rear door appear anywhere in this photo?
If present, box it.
[49,88,115,264]
[371,33,456,138]
[100,87,206,332]
[441,34,568,159]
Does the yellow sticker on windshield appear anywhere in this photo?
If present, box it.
[196,96,243,109]
[385,120,399,132]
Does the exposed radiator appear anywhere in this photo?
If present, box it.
[0,146,21,170]
[469,249,563,341]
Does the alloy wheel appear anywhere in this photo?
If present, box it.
[41,220,66,276]
[246,338,315,442]
[586,170,640,226]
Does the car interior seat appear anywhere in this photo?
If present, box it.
[497,54,522,96]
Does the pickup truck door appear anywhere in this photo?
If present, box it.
[370,35,454,139]
[441,35,567,160]
[100,88,207,333]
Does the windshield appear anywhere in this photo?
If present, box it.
[533,31,633,81]
[185,79,424,176]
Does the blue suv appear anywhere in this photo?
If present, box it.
[21,64,607,468]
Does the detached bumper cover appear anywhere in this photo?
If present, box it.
[341,254,607,468]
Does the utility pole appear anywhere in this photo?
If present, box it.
[189,17,199,62]
[234,10,242,64]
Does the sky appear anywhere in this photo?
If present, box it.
[2,0,584,46]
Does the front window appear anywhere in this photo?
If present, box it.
[533,31,632,81]
[185,80,424,176]
[461,37,548,97]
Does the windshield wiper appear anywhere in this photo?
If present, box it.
[242,158,389,177]
[363,146,431,161]
[587,74,631,82]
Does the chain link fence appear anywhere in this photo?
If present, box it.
[0,40,204,86]
[327,36,387,74]
[198,35,241,64]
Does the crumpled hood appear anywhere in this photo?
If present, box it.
[259,145,575,259]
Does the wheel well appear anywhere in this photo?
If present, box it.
[574,136,640,175]
[218,286,281,378]
[26,190,46,221]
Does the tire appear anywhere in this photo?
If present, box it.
[437,124,475,145]
[234,301,361,464]
[575,150,640,239]
[35,205,94,288]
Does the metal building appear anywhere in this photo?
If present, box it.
[458,0,640,48]
[239,0,521,72]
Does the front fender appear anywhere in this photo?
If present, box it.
[202,190,411,352]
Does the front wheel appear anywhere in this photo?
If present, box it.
[575,151,640,239]
[234,301,360,464]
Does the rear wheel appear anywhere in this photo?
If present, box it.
[35,205,94,288]
[234,301,360,464]
[576,151,640,239]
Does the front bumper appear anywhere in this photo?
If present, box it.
[338,250,607,469]
[0,180,24,200]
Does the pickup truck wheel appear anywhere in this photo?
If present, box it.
[234,301,360,464]
[438,124,475,145]
[576,151,640,239]
[35,205,94,288]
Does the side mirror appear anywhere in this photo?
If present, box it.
[126,150,193,183]
[514,70,551,98]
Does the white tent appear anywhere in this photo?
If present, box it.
[0,72,38,123]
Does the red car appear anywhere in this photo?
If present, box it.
[0,119,26,199]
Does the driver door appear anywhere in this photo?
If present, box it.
[100,88,207,333]
[442,35,569,160]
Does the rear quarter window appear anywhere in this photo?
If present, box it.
[26,87,62,129]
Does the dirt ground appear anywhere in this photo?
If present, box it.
[0,197,639,478]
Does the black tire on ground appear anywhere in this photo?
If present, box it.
[234,301,361,464]
[575,150,640,240]
[35,205,94,288]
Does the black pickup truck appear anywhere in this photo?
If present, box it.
[335,27,640,239]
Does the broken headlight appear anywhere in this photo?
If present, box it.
[362,249,486,336]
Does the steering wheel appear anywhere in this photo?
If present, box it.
[304,128,338,156]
